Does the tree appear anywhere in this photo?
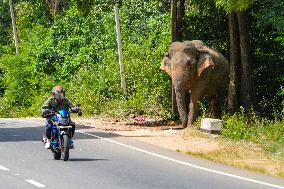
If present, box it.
[171,0,185,118]
[228,12,240,113]
[177,0,185,41]
[46,0,70,15]
[114,1,126,96]
[171,0,178,118]
[237,11,254,110]
[8,0,19,54]
[216,0,256,112]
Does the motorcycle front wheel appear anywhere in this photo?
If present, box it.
[52,150,61,160]
[62,134,70,161]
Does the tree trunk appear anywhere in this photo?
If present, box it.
[9,0,19,54]
[55,0,60,13]
[177,0,185,41]
[237,11,254,110]
[228,12,240,113]
[171,0,178,118]
[114,2,127,96]
[171,0,178,42]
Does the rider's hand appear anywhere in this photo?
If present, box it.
[41,109,55,118]
[71,107,79,113]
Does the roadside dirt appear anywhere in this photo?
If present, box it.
[73,117,284,178]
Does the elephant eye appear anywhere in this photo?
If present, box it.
[165,52,171,59]
[187,58,195,66]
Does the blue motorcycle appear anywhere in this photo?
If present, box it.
[43,106,82,161]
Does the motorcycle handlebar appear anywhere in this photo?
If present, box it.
[41,110,55,118]
[42,105,82,117]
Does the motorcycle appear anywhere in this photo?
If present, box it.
[42,105,82,161]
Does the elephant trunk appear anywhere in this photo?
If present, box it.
[175,88,188,128]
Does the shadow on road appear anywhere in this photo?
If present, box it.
[0,124,120,142]
[68,158,109,162]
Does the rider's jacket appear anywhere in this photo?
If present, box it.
[41,97,76,112]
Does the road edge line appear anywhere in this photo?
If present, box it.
[76,130,284,189]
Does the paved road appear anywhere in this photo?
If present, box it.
[0,118,284,189]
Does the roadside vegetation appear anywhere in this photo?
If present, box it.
[0,0,283,175]
[182,109,284,178]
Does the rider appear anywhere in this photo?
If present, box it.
[41,85,79,149]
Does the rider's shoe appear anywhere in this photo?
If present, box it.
[69,139,74,149]
[45,139,51,149]
[42,136,47,143]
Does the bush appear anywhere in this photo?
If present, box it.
[222,109,251,140]
[222,109,284,157]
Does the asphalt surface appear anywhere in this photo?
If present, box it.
[0,118,284,189]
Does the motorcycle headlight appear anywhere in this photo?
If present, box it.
[58,118,69,125]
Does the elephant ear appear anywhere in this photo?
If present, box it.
[197,54,215,77]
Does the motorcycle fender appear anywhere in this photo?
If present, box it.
[60,131,71,137]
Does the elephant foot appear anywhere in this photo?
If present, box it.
[188,119,194,127]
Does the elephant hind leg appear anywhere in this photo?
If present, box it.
[188,102,198,125]
[210,95,222,118]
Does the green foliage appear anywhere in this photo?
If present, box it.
[0,0,283,125]
[61,1,172,117]
[222,110,284,157]
[255,0,284,32]
[0,0,172,118]
[0,1,11,46]
[0,53,45,117]
[183,0,229,54]
[222,108,250,140]
[34,5,117,82]
[15,1,52,29]
[215,0,256,12]
[76,0,94,16]
[250,0,284,117]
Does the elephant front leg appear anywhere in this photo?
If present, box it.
[188,93,200,125]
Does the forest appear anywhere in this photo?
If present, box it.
[0,0,283,157]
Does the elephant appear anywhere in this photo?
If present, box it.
[160,40,229,128]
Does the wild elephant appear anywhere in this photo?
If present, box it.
[160,40,229,128]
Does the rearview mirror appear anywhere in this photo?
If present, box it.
[78,111,82,116]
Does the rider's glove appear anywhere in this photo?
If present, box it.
[41,109,53,118]
[71,107,79,113]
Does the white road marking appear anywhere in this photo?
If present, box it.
[27,120,36,123]
[30,121,45,125]
[0,165,9,171]
[25,120,44,124]
[26,180,45,188]
[35,122,45,124]
[77,130,284,189]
